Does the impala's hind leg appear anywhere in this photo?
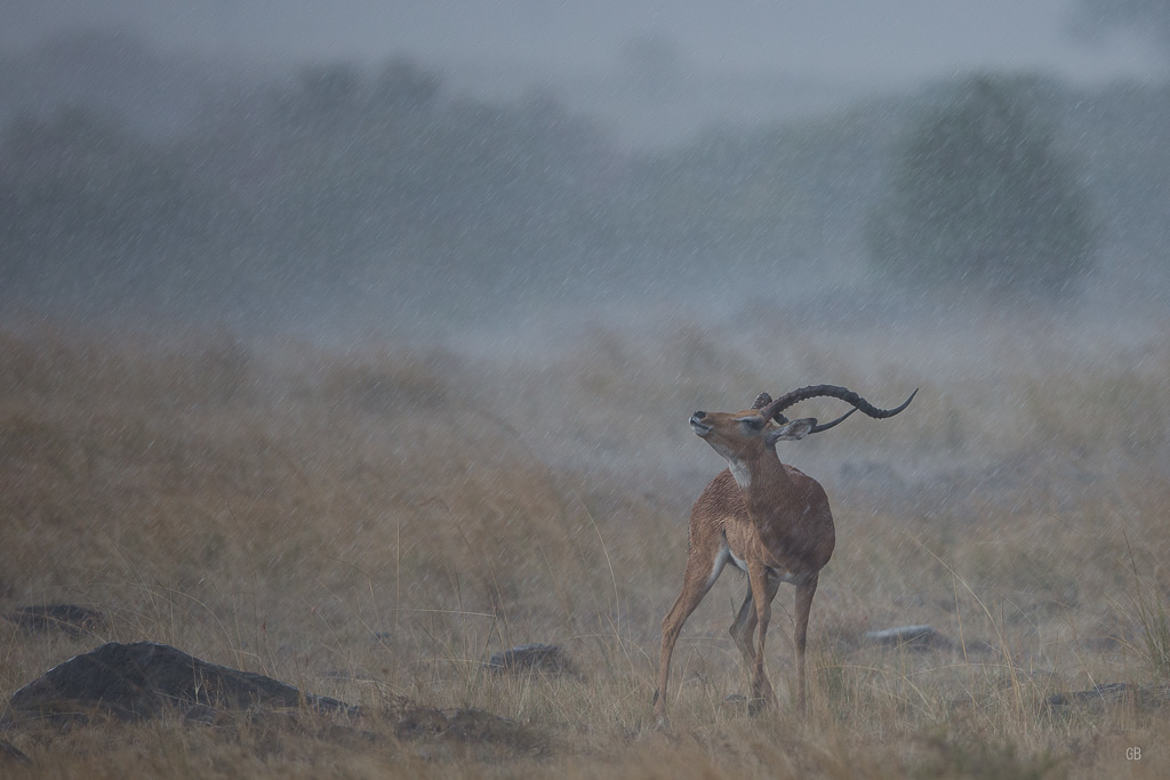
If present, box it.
[793,573,819,713]
[725,577,781,715]
[654,541,727,725]
[729,577,780,672]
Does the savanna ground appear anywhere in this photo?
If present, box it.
[1,299,1168,778]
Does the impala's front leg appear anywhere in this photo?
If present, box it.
[654,538,726,726]
[746,562,776,712]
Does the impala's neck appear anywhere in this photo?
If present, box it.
[727,447,794,518]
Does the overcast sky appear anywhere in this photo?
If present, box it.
[4,0,1163,85]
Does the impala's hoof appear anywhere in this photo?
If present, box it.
[653,714,670,731]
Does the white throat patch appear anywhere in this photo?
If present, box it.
[728,459,752,490]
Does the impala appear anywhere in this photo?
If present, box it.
[653,384,915,723]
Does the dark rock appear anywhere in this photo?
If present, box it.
[394,706,449,739]
[6,605,106,637]
[443,707,539,750]
[863,625,961,652]
[1047,682,1170,711]
[0,738,31,765]
[485,643,577,676]
[8,641,359,723]
[180,703,220,725]
[7,642,547,755]
[393,705,544,753]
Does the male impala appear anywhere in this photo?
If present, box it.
[653,384,915,723]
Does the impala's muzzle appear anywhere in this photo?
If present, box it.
[689,411,711,436]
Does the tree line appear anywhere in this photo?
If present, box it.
[2,50,1163,322]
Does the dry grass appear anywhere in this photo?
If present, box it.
[1,306,1168,778]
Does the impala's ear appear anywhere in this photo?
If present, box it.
[765,417,817,445]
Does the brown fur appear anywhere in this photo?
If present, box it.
[654,409,835,724]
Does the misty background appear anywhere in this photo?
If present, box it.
[1,0,1168,346]
[6,8,1170,773]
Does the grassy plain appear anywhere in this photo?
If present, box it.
[1,303,1168,778]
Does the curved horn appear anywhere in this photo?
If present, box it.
[754,391,856,432]
[809,406,857,434]
[750,392,791,423]
[759,384,918,423]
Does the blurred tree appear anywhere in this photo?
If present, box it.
[280,62,364,128]
[372,57,441,113]
[866,74,1098,299]
[0,107,232,307]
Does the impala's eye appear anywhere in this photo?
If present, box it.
[737,415,766,430]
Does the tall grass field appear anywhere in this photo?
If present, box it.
[2,303,1168,778]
